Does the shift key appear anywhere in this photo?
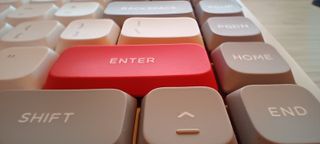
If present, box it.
[44,44,218,97]
[0,89,137,144]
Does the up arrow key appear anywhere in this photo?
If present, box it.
[177,112,195,118]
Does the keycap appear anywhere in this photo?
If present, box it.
[104,1,194,26]
[30,0,69,7]
[0,4,15,21]
[211,42,295,94]
[44,44,218,97]
[0,20,64,50]
[118,17,204,46]
[226,84,320,144]
[0,0,29,8]
[139,87,237,144]
[0,22,12,37]
[71,0,110,6]
[54,2,103,26]
[195,0,243,25]
[0,46,57,90]
[6,3,58,26]
[0,89,137,144]
[202,16,263,51]
[56,19,120,53]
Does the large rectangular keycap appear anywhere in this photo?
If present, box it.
[104,1,194,26]
[0,89,137,144]
[44,44,218,97]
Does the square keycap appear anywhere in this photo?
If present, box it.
[227,84,320,144]
[211,42,295,93]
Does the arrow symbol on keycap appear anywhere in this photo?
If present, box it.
[177,112,195,118]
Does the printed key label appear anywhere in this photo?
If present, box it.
[268,106,308,117]
[109,57,156,64]
[217,24,249,30]
[18,112,75,124]
[232,54,273,61]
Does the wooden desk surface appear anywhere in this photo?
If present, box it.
[242,0,320,88]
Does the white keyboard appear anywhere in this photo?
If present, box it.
[0,0,320,144]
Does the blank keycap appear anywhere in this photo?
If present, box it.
[0,89,137,144]
[6,3,58,26]
[54,2,103,26]
[0,46,58,90]
[118,17,204,46]
[211,42,295,94]
[30,0,69,7]
[0,22,12,37]
[139,87,237,144]
[202,16,263,51]
[0,20,64,50]
[0,0,29,8]
[44,44,218,97]
[71,0,111,6]
[226,84,320,144]
[0,4,15,21]
[104,1,194,26]
[195,0,243,25]
[56,19,120,53]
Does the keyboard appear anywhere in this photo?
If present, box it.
[0,0,320,143]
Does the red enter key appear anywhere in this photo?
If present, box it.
[44,44,218,97]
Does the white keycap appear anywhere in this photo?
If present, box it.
[71,0,111,6]
[118,17,204,46]
[0,0,29,8]
[54,2,103,26]
[0,22,12,37]
[0,4,15,22]
[6,3,58,26]
[0,46,58,90]
[0,20,65,50]
[56,19,120,53]
[30,0,70,7]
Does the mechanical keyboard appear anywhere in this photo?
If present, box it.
[0,0,320,143]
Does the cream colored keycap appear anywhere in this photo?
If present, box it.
[195,0,243,25]
[0,46,58,90]
[0,0,29,8]
[57,19,120,53]
[6,3,58,26]
[54,2,103,26]
[30,0,70,7]
[71,0,111,7]
[0,20,64,50]
[118,17,204,46]
[0,22,12,38]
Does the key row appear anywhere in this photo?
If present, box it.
[0,43,295,95]
[0,85,319,143]
[0,16,263,53]
[0,0,243,26]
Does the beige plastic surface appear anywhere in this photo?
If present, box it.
[54,2,103,26]
[0,46,58,90]
[57,19,120,53]
[0,20,65,50]
[118,17,204,46]
[6,3,58,26]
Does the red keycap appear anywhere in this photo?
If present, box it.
[44,44,218,97]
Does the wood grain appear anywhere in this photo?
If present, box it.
[242,0,320,88]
